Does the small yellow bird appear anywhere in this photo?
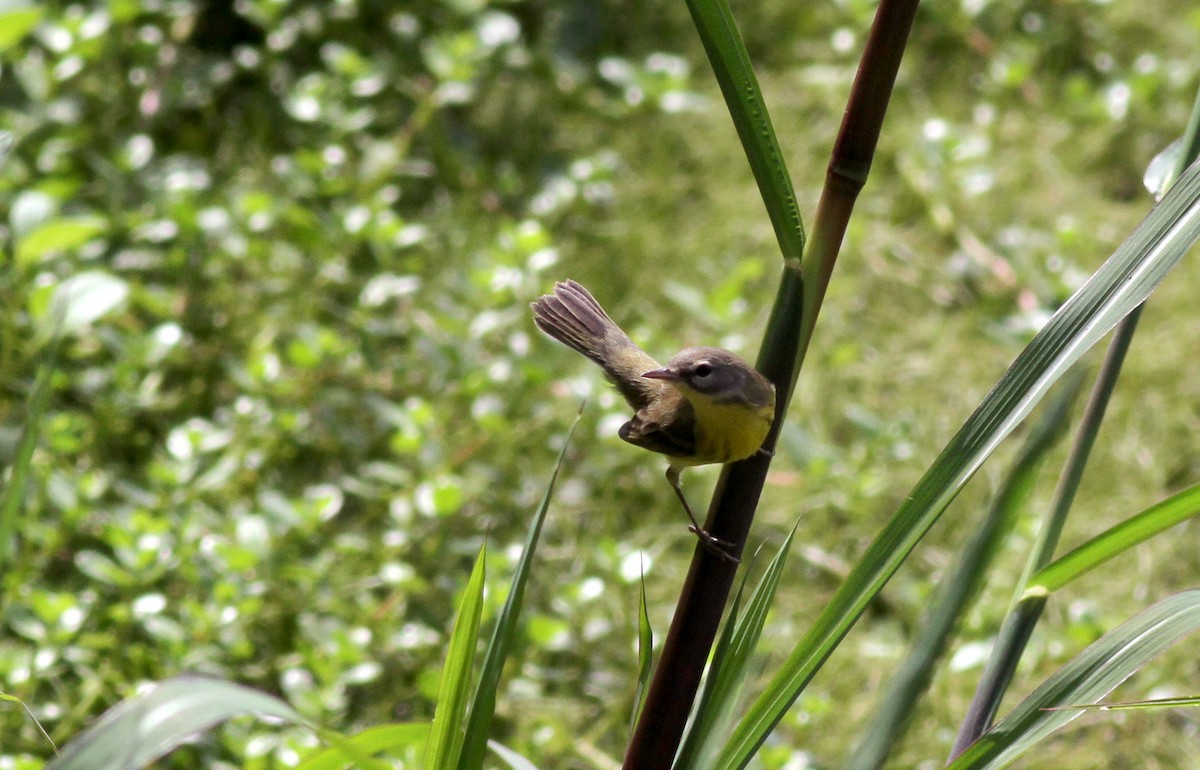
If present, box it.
[531,280,775,559]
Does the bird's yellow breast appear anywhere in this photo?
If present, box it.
[677,396,773,467]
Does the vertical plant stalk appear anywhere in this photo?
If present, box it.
[796,2,919,367]
[623,2,917,767]
[947,310,1138,760]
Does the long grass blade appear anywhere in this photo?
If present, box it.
[297,724,431,770]
[1026,481,1200,596]
[631,566,654,733]
[677,527,797,770]
[945,591,1200,769]
[1048,695,1200,711]
[46,676,306,770]
[674,579,745,770]
[0,692,57,752]
[424,546,486,770]
[0,338,59,571]
[953,100,1200,755]
[681,0,804,262]
[844,377,1080,770]
[951,313,1139,756]
[458,409,583,770]
[718,159,1200,769]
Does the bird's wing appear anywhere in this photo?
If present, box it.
[618,396,696,459]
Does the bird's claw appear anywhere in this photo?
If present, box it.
[688,526,741,563]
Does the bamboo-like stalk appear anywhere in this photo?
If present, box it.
[622,2,917,766]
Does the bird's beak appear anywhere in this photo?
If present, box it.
[642,367,680,381]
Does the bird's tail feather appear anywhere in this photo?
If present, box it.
[530,280,619,365]
[531,280,662,409]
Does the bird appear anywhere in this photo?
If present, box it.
[531,280,775,560]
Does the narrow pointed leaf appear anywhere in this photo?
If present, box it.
[1048,695,1200,712]
[683,0,804,262]
[946,591,1200,770]
[678,526,797,770]
[719,160,1200,769]
[47,676,304,770]
[297,724,431,770]
[0,340,59,568]
[425,546,486,770]
[1,692,57,753]
[458,410,583,770]
[631,568,654,732]
[844,378,1079,770]
[675,580,745,770]
[955,94,1200,755]
[1027,481,1200,596]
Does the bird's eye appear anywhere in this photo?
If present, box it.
[694,362,713,378]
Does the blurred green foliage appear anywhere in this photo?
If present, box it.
[1,0,1199,768]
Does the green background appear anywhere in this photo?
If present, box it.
[2,0,1199,767]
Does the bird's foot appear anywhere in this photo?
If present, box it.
[689,526,741,563]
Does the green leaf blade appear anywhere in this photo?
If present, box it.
[1028,481,1200,595]
[678,526,797,770]
[683,0,804,262]
[297,724,430,770]
[844,378,1079,770]
[458,411,583,770]
[424,546,487,770]
[46,676,304,770]
[718,159,1200,769]
[947,591,1200,770]
[631,568,654,734]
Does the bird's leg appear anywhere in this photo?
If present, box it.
[666,467,739,563]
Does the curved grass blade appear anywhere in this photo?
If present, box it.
[718,159,1200,769]
[1026,481,1200,597]
[458,408,583,770]
[1047,695,1200,712]
[953,94,1200,757]
[424,545,486,770]
[951,321,1136,756]
[46,676,306,770]
[682,0,804,263]
[1,692,57,752]
[0,337,59,571]
[844,377,1080,770]
[945,590,1200,770]
[631,564,654,732]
